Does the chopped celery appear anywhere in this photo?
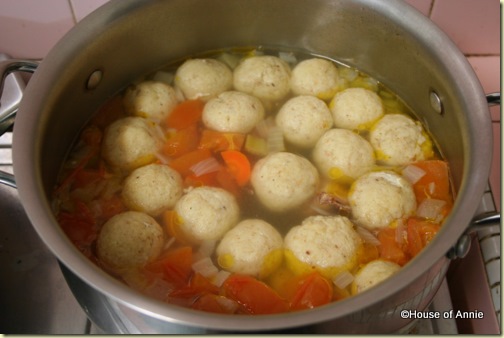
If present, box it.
[245,134,268,156]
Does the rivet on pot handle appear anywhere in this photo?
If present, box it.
[0,58,40,188]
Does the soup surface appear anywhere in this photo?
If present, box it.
[52,48,454,314]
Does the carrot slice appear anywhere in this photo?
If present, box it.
[222,274,290,314]
[162,210,191,244]
[406,217,441,257]
[145,246,193,286]
[162,125,199,158]
[220,150,251,187]
[289,272,333,311]
[169,149,213,177]
[166,99,204,130]
[198,129,246,152]
[377,228,409,266]
[411,160,452,204]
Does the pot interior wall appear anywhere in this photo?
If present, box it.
[31,0,475,195]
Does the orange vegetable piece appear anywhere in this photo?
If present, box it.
[289,272,333,311]
[198,129,246,152]
[222,274,290,314]
[58,200,97,247]
[406,217,441,258]
[192,294,238,314]
[169,149,213,177]
[90,95,126,128]
[377,228,409,266]
[162,125,199,158]
[170,273,219,299]
[357,242,380,266]
[411,160,452,204]
[220,150,251,187]
[166,99,204,130]
[146,246,193,287]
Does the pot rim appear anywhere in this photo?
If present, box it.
[12,0,492,331]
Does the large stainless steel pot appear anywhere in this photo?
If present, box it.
[0,0,495,333]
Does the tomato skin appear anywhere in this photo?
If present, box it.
[411,160,452,204]
[289,272,333,311]
[222,274,290,314]
[377,228,409,266]
[146,246,193,287]
[406,218,441,257]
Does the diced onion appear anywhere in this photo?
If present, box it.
[212,270,231,287]
[267,127,285,153]
[395,219,406,245]
[356,226,380,246]
[309,203,333,216]
[255,117,276,139]
[416,198,446,220]
[402,165,426,184]
[192,257,219,277]
[332,270,354,289]
[215,295,239,313]
[190,157,221,177]
[155,152,170,165]
[278,51,297,64]
[163,237,176,251]
[428,182,436,195]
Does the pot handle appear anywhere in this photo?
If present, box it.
[0,58,40,188]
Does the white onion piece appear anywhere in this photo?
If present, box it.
[215,295,239,313]
[309,203,333,216]
[192,257,219,277]
[356,226,381,246]
[428,182,436,195]
[278,51,297,64]
[416,198,446,220]
[212,270,231,287]
[402,165,426,184]
[332,270,354,289]
[395,219,406,245]
[190,157,221,177]
[163,237,176,251]
[154,152,170,165]
[267,127,285,153]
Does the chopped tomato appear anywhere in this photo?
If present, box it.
[377,228,409,266]
[198,129,246,152]
[220,150,251,187]
[166,99,204,130]
[215,167,242,198]
[289,272,333,311]
[169,149,213,177]
[406,217,441,257]
[192,294,239,314]
[357,242,380,266]
[222,274,290,314]
[58,200,97,248]
[94,194,127,221]
[162,125,199,158]
[411,160,452,204]
[146,246,193,287]
[90,95,126,128]
[170,273,219,298]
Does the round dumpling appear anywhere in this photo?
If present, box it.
[351,259,401,295]
[370,114,433,166]
[216,219,283,278]
[102,117,159,171]
[330,87,384,130]
[251,152,319,212]
[174,186,240,243]
[233,55,291,102]
[290,58,340,100]
[284,215,362,278]
[96,211,164,272]
[275,95,333,148]
[123,81,179,121]
[348,171,416,230]
[312,128,375,180]
[202,91,265,133]
[122,164,183,216]
[174,58,233,101]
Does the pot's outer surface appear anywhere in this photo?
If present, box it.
[12,0,492,333]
